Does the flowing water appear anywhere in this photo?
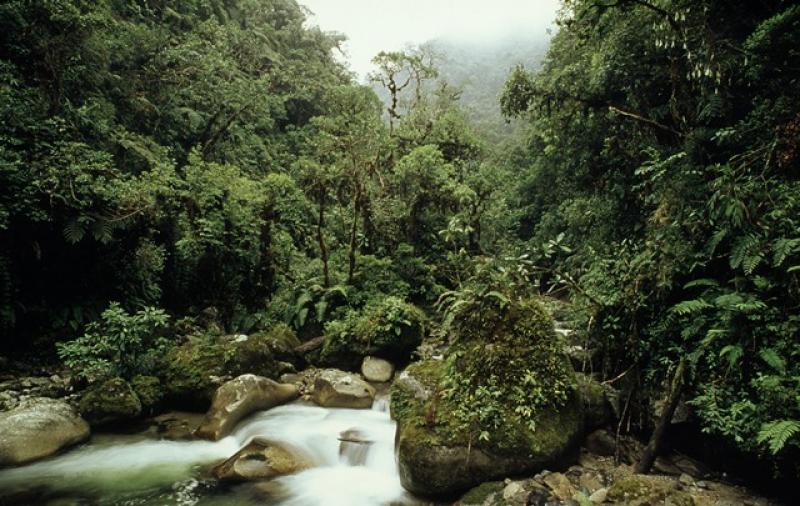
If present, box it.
[0,397,417,506]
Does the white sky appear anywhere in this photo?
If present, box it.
[299,0,561,80]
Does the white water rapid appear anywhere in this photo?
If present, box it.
[0,396,415,506]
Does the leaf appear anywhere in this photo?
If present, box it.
[683,278,719,289]
[671,299,711,315]
[757,420,800,454]
[759,348,786,374]
[719,345,743,370]
[63,219,86,244]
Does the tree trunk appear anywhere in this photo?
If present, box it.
[347,190,360,285]
[317,200,329,288]
[634,357,686,474]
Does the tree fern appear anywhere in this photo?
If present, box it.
[757,420,800,454]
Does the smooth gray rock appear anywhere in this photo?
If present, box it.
[0,397,90,465]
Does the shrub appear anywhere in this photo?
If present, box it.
[57,303,171,382]
[319,296,427,370]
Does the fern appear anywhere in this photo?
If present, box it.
[757,420,800,454]
[63,219,86,244]
[719,344,743,370]
[671,298,711,315]
[729,234,760,271]
[772,238,800,267]
[758,348,786,374]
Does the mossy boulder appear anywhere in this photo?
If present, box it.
[131,375,163,414]
[318,297,426,370]
[392,298,584,497]
[163,325,300,409]
[576,373,615,430]
[79,377,142,426]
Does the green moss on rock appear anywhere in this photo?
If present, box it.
[163,326,300,409]
[391,298,585,497]
[318,297,426,370]
[131,375,163,414]
[459,480,505,505]
[79,377,142,426]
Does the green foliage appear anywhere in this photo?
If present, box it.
[758,420,800,455]
[441,296,575,439]
[320,296,426,369]
[57,303,171,381]
[500,0,800,475]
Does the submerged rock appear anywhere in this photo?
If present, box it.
[0,397,90,465]
[79,377,142,426]
[195,374,299,440]
[312,369,375,409]
[213,437,310,481]
[361,356,394,383]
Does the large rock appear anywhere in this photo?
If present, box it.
[393,360,584,497]
[164,325,301,409]
[213,437,310,481]
[0,397,90,465]
[79,377,142,426]
[195,374,299,440]
[311,369,375,409]
[361,356,394,383]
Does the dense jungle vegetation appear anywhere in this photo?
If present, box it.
[1,0,798,491]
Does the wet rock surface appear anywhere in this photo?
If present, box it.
[212,437,311,482]
[195,374,299,440]
[311,369,375,409]
[0,397,90,466]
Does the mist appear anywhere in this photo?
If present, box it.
[300,0,560,80]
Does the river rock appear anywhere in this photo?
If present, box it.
[393,360,584,497]
[79,377,142,426]
[0,397,90,465]
[312,369,375,409]
[361,356,394,383]
[195,374,299,440]
[213,437,310,481]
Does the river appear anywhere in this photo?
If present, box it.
[0,397,418,505]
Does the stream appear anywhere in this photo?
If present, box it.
[0,397,416,506]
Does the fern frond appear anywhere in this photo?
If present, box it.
[759,348,786,374]
[63,219,86,244]
[757,420,800,454]
[671,299,711,315]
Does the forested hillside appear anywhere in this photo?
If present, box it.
[0,0,798,503]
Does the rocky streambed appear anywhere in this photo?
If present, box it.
[0,356,784,506]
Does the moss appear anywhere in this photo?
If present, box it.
[131,375,163,413]
[79,377,142,425]
[460,481,505,505]
[393,298,586,495]
[607,476,695,506]
[163,326,299,409]
[576,373,613,429]
[163,336,228,408]
[318,297,426,370]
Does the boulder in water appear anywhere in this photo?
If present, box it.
[391,299,586,497]
[361,356,394,383]
[79,377,142,426]
[312,369,375,409]
[0,397,90,465]
[213,437,310,481]
[195,374,299,440]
